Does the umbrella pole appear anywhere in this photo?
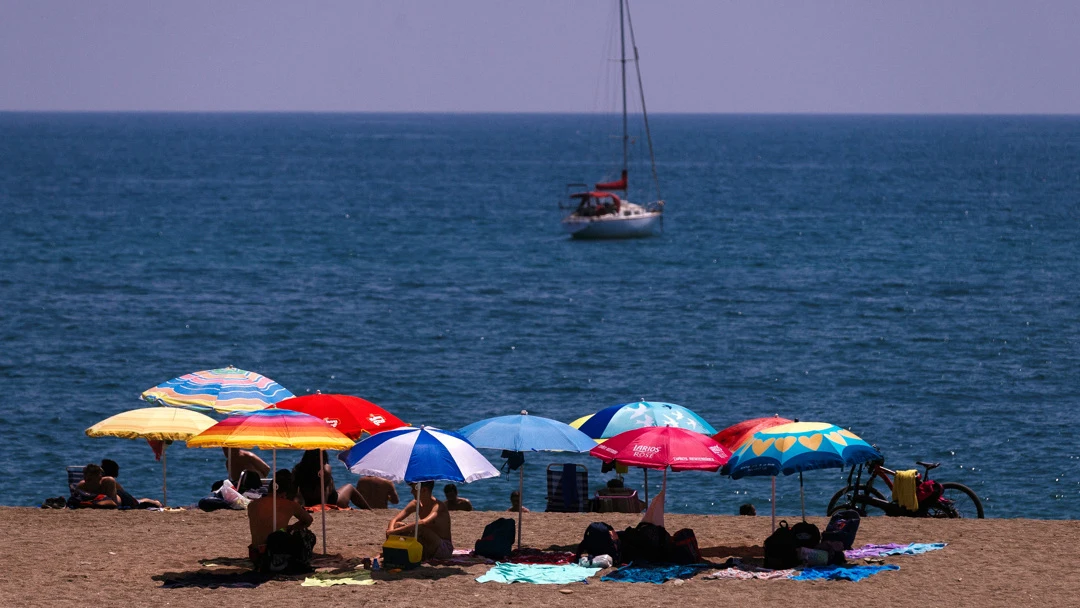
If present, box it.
[319,449,327,555]
[771,476,776,532]
[517,466,524,551]
[643,468,649,504]
[799,472,806,521]
[162,444,168,508]
[272,450,277,532]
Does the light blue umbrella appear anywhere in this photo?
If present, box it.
[459,410,596,549]
[338,426,499,540]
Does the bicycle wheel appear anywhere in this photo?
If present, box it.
[827,485,888,516]
[926,482,984,519]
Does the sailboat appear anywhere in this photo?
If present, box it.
[561,0,664,239]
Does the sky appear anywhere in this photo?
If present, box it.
[2,0,1079,114]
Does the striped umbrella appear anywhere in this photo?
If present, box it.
[713,415,795,530]
[141,366,294,414]
[339,427,499,540]
[86,407,217,507]
[188,408,355,541]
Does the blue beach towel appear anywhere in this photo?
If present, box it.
[601,562,711,584]
[881,543,946,556]
[561,463,580,510]
[790,564,900,582]
[476,563,600,585]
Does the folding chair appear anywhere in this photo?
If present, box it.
[593,490,645,513]
[545,463,588,512]
[67,466,86,490]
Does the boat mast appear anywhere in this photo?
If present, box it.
[625,0,662,203]
[619,0,628,186]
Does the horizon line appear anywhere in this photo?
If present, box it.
[2,110,1079,117]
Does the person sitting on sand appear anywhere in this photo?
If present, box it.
[356,475,399,509]
[69,463,119,508]
[247,469,315,573]
[225,447,270,484]
[739,503,756,516]
[101,459,162,509]
[507,490,529,513]
[443,483,473,511]
[291,450,370,509]
[386,481,453,560]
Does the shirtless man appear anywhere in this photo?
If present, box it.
[507,490,529,513]
[73,463,119,508]
[247,470,315,572]
[386,481,453,560]
[225,447,270,484]
[443,484,473,511]
[356,475,399,509]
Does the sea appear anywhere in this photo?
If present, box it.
[1,112,1078,519]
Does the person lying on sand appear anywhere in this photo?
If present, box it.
[291,450,370,509]
[101,459,161,509]
[386,481,453,560]
[70,463,119,508]
[443,483,473,511]
[225,447,270,484]
[247,469,315,573]
[356,475,399,509]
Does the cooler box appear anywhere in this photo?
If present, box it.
[382,535,423,569]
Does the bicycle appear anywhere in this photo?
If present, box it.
[827,455,984,519]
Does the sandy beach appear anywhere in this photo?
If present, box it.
[2,507,1077,608]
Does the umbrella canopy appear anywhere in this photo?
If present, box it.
[460,411,597,453]
[577,401,718,439]
[459,410,595,549]
[85,407,218,507]
[338,426,499,484]
[590,426,732,472]
[275,393,406,440]
[186,408,355,451]
[141,366,294,414]
[713,416,795,453]
[86,407,217,441]
[724,421,880,480]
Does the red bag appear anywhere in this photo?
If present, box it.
[916,480,942,505]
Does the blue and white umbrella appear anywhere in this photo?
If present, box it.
[459,410,596,548]
[577,401,718,439]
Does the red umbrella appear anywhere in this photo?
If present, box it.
[275,393,405,440]
[591,426,732,471]
[713,415,794,453]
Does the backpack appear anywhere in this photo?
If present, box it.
[763,520,799,569]
[916,479,943,506]
[791,520,821,548]
[669,528,701,564]
[618,522,671,564]
[576,522,619,562]
[821,509,860,550]
[474,518,516,559]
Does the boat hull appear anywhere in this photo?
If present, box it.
[562,211,662,239]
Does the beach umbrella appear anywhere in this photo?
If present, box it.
[459,410,596,549]
[713,415,794,526]
[577,401,718,502]
[187,408,355,549]
[85,407,217,507]
[338,426,499,540]
[141,366,294,414]
[724,421,880,524]
[590,426,732,523]
[275,393,406,440]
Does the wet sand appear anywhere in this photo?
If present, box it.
[2,507,1077,607]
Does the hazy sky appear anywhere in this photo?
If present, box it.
[2,0,1078,113]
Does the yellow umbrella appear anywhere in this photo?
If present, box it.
[86,407,217,506]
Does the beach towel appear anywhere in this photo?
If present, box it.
[508,548,577,565]
[893,470,919,511]
[157,571,272,589]
[301,570,375,587]
[789,564,899,582]
[705,567,796,580]
[844,543,946,560]
[476,563,600,584]
[305,504,350,512]
[601,562,710,584]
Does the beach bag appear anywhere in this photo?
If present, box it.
[821,509,860,550]
[763,520,799,569]
[916,480,943,506]
[576,522,619,562]
[618,522,671,564]
[474,517,516,559]
[791,520,821,548]
[669,528,701,564]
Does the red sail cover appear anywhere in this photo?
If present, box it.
[596,170,628,191]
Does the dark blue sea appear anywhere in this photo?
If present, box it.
[1,113,1078,519]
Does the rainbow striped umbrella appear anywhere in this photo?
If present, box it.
[86,407,217,506]
[141,366,294,414]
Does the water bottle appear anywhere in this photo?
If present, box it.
[372,558,380,571]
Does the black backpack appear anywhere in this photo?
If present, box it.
[618,522,671,564]
[821,509,860,550]
[669,528,702,564]
[763,520,799,569]
[576,522,619,562]
[791,520,821,548]
[474,518,516,559]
